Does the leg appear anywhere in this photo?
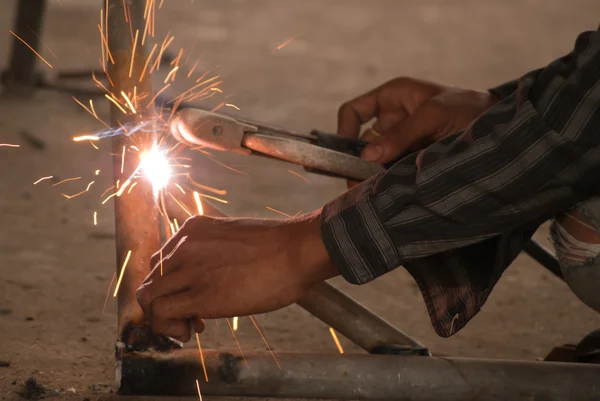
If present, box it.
[551,197,600,313]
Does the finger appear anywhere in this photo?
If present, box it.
[191,316,206,334]
[150,316,192,342]
[359,127,382,142]
[149,227,187,268]
[137,260,192,316]
[151,289,203,320]
[337,89,378,138]
[362,107,441,164]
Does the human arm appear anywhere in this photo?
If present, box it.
[322,29,600,334]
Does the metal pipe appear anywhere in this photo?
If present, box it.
[119,349,600,400]
[3,0,47,93]
[297,282,426,353]
[107,0,165,349]
[523,240,563,279]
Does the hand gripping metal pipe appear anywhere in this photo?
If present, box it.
[164,191,427,354]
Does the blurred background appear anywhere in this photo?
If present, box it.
[1,0,600,398]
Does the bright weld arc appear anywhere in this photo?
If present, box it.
[113,250,132,297]
[73,135,100,142]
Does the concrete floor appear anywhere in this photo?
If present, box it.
[1,0,600,399]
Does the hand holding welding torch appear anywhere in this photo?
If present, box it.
[139,77,501,342]
[136,212,338,342]
[337,77,499,164]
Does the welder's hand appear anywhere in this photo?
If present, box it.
[136,212,338,342]
[338,77,499,165]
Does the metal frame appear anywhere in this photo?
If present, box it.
[4,1,596,399]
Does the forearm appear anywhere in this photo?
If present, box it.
[322,29,600,285]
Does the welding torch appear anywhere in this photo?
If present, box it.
[169,108,401,182]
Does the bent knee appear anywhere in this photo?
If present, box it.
[552,199,600,313]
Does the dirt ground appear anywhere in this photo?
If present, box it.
[1,0,600,400]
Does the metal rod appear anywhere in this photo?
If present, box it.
[297,281,426,352]
[3,0,47,92]
[523,240,563,279]
[107,0,163,348]
[119,348,600,400]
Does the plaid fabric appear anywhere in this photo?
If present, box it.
[321,29,600,337]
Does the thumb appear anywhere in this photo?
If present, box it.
[361,106,441,164]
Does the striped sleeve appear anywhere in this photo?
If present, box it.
[321,29,600,335]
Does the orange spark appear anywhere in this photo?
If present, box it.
[249,316,280,368]
[73,135,100,142]
[226,319,249,368]
[195,193,227,204]
[273,33,305,52]
[90,140,100,150]
[89,99,98,118]
[101,185,115,197]
[102,272,117,314]
[105,94,128,114]
[9,30,53,69]
[225,103,240,111]
[168,192,193,216]
[99,15,105,67]
[95,170,100,175]
[52,176,81,187]
[210,88,223,93]
[329,328,344,354]
[97,23,115,64]
[129,29,139,78]
[102,192,118,205]
[173,218,180,232]
[187,61,199,78]
[93,211,98,226]
[266,206,293,218]
[147,83,171,109]
[195,333,209,382]
[195,380,203,401]
[121,91,137,113]
[121,145,126,173]
[127,181,138,193]
[26,26,58,59]
[164,66,179,83]
[61,181,94,199]
[232,316,239,331]
[33,176,53,185]
[193,192,204,215]
[139,43,158,83]
[113,250,132,297]
[0,143,20,147]
[174,183,186,194]
[116,179,131,196]
[159,248,163,275]
[287,169,311,184]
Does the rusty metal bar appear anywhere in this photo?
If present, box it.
[119,348,600,400]
[107,0,169,350]
[297,282,426,353]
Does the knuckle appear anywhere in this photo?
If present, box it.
[136,286,151,306]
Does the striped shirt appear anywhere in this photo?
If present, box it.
[321,28,600,337]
